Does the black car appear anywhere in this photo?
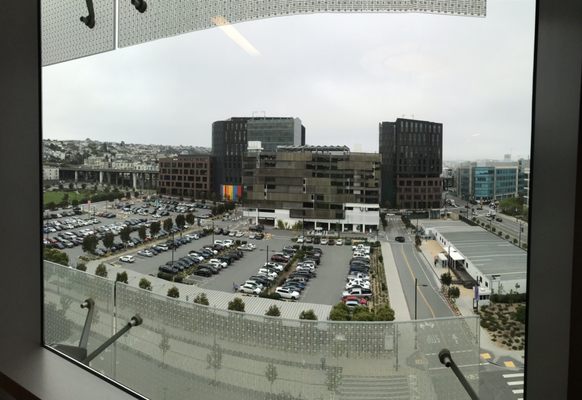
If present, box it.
[395,236,405,243]
[194,268,212,277]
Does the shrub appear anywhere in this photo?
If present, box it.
[448,286,460,302]
[505,234,510,239]
[167,286,180,298]
[95,263,108,278]
[265,305,281,317]
[76,262,87,271]
[43,248,69,266]
[374,304,395,321]
[329,302,350,321]
[116,271,128,284]
[299,309,317,320]
[228,297,245,312]
[259,292,282,300]
[139,278,152,291]
[440,272,453,286]
[194,293,209,306]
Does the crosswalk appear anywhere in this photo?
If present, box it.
[502,372,524,399]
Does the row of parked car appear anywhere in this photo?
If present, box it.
[187,241,245,277]
[43,217,99,234]
[237,245,324,301]
[341,244,373,308]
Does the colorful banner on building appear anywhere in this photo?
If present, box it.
[221,185,243,201]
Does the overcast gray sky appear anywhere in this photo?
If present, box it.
[42,0,535,161]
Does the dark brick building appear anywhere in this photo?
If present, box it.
[379,118,443,209]
[158,155,212,199]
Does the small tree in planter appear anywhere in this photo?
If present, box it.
[440,272,453,286]
[95,263,108,278]
[448,286,460,303]
[167,286,180,298]
[116,271,128,284]
[265,305,281,317]
[194,293,209,306]
[139,277,152,291]
[228,297,245,312]
[299,309,318,320]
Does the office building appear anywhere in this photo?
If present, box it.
[379,118,443,209]
[158,154,212,199]
[456,161,519,201]
[242,145,381,232]
[211,117,305,196]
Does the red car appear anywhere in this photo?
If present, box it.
[341,295,368,305]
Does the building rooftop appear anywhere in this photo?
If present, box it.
[421,219,527,281]
[276,145,350,153]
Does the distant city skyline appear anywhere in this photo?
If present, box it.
[42,0,535,161]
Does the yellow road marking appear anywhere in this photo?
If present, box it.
[400,246,436,318]
[481,353,492,360]
[504,361,516,368]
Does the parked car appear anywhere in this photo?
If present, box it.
[275,287,300,300]
[342,287,373,298]
[193,268,212,277]
[239,283,262,295]
[137,249,153,257]
[119,255,135,263]
[395,236,405,243]
[320,238,328,245]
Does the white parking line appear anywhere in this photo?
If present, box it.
[502,373,524,378]
[512,389,524,394]
[507,381,524,386]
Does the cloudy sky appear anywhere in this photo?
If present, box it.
[42,0,535,161]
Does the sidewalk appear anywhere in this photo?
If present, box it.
[380,242,411,321]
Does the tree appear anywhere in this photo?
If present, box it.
[163,217,173,232]
[193,293,209,306]
[61,193,69,206]
[265,305,281,317]
[43,248,69,265]
[102,232,114,250]
[116,271,128,284]
[76,262,87,271]
[71,199,79,207]
[138,225,147,241]
[374,304,395,321]
[167,286,180,298]
[58,183,64,190]
[82,234,98,254]
[415,234,422,247]
[265,363,278,394]
[185,213,195,226]
[514,304,526,323]
[440,272,453,286]
[119,226,131,243]
[329,302,350,321]
[81,183,87,190]
[175,214,186,230]
[277,220,286,230]
[46,201,57,210]
[351,307,375,321]
[448,286,461,303]
[68,182,74,190]
[95,263,108,278]
[139,277,152,291]
[150,221,161,237]
[228,297,245,312]
[299,309,318,320]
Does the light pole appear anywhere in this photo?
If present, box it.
[414,278,428,349]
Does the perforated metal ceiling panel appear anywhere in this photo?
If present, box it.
[118,0,486,48]
[42,0,115,66]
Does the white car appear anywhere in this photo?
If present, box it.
[248,232,256,239]
[320,238,328,245]
[223,239,234,247]
[345,280,371,290]
[275,287,300,300]
[264,262,284,272]
[296,265,315,273]
[296,236,304,243]
[119,255,135,263]
[336,239,343,246]
[209,259,228,269]
[214,240,224,246]
[239,283,262,295]
[137,250,153,257]
[244,280,264,290]
[235,231,244,237]
[258,269,278,279]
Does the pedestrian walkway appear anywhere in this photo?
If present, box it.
[502,372,524,399]
[380,242,411,321]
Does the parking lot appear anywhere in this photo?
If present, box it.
[46,200,363,307]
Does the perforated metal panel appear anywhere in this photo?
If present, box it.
[118,0,487,48]
[41,0,115,66]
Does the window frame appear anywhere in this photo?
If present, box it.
[0,0,581,399]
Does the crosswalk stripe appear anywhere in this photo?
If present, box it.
[507,381,524,386]
[503,373,524,378]
[513,389,524,394]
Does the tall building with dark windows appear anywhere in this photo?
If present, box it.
[158,154,212,199]
[379,118,443,209]
[211,117,305,196]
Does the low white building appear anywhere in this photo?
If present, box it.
[243,203,380,233]
[422,220,527,297]
[42,165,59,181]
